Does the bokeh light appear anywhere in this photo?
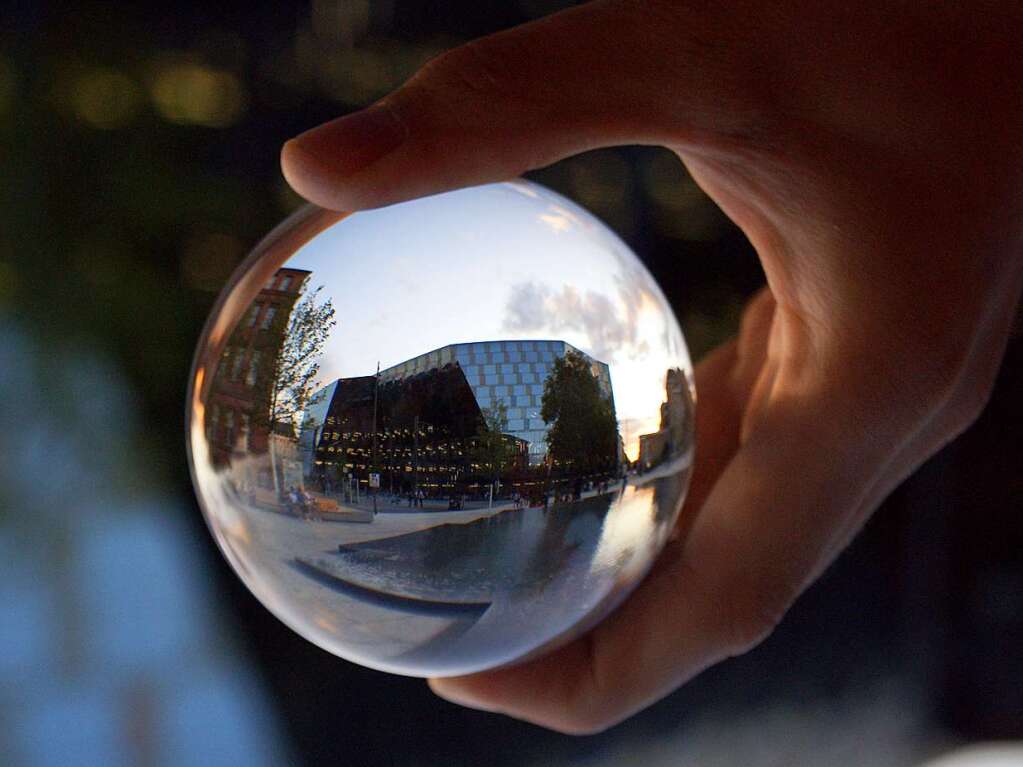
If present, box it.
[642,151,727,241]
[70,68,142,130]
[150,59,246,128]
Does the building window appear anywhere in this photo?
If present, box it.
[208,404,221,439]
[279,275,293,292]
[260,305,278,330]
[229,348,246,382]
[246,303,261,327]
[224,410,236,446]
[245,350,262,387]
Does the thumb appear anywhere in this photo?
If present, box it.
[281,0,758,210]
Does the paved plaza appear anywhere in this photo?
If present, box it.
[212,458,689,676]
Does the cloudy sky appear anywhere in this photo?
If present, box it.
[285,181,690,458]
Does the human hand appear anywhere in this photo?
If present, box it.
[280,0,1023,733]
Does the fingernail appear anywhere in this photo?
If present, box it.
[283,104,406,181]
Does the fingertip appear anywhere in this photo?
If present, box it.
[427,676,502,713]
[280,139,349,211]
[280,105,407,210]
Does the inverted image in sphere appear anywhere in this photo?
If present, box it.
[187,180,695,677]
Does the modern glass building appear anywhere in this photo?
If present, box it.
[378,340,613,464]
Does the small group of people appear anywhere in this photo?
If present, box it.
[406,488,426,508]
[285,485,320,521]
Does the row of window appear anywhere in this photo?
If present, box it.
[244,302,279,330]
[207,404,250,448]
[320,446,467,457]
[505,418,547,432]
[322,417,438,434]
[468,373,544,389]
[477,394,540,409]
[381,340,576,378]
[497,406,541,421]
[222,347,263,387]
[455,349,556,365]
[470,381,546,398]
[463,361,553,377]
[458,340,566,353]
[263,274,296,293]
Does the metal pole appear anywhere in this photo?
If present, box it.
[372,361,379,514]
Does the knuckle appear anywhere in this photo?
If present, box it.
[726,602,785,656]
[720,578,794,655]
[941,360,999,437]
[413,39,511,101]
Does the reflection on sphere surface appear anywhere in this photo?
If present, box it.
[187,181,695,677]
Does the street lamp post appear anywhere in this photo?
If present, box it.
[371,361,379,515]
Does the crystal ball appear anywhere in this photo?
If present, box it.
[187,180,695,677]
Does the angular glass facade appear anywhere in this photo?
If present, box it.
[379,340,612,464]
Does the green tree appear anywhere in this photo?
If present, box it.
[541,351,618,474]
[265,284,336,437]
[471,399,516,485]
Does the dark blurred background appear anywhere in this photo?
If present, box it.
[1,1,1020,765]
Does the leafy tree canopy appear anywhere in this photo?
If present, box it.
[266,284,336,436]
[471,398,516,481]
[540,351,618,474]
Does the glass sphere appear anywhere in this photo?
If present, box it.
[187,180,695,677]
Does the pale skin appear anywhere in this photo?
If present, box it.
[281,0,1023,735]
